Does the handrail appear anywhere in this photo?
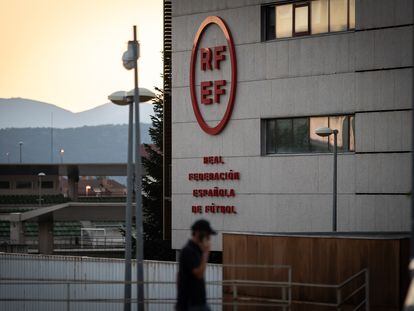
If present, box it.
[0,266,369,310]
[338,268,368,288]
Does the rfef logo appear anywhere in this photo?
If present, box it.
[190,16,237,135]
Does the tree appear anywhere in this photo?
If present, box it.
[141,87,175,261]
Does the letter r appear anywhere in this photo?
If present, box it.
[200,48,212,71]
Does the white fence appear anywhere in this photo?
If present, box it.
[0,253,222,311]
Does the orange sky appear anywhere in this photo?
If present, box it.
[0,0,163,112]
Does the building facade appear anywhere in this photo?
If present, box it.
[171,0,413,251]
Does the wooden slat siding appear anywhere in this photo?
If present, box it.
[223,233,409,311]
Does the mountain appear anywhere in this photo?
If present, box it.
[0,124,151,164]
[0,98,154,128]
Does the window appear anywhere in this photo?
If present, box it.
[16,181,32,189]
[330,0,348,32]
[294,3,310,36]
[264,115,355,154]
[41,181,54,189]
[0,181,10,189]
[311,0,328,34]
[276,4,293,38]
[263,0,355,41]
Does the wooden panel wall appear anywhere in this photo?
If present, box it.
[222,234,409,310]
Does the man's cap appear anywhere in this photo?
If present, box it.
[191,219,217,235]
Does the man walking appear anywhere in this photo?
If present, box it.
[176,219,217,311]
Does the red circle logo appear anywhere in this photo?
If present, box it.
[190,16,237,135]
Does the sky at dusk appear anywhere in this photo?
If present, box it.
[0,0,163,112]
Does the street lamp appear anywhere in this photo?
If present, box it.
[315,127,339,232]
[85,185,91,197]
[108,84,154,311]
[38,172,46,207]
[5,152,10,163]
[59,149,65,164]
[19,141,23,163]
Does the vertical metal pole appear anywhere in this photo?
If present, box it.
[411,0,414,267]
[333,131,338,232]
[124,101,134,311]
[365,269,369,311]
[19,143,22,163]
[39,177,42,207]
[336,287,341,311]
[51,112,54,163]
[232,284,238,311]
[288,267,292,310]
[133,25,145,311]
[66,282,70,311]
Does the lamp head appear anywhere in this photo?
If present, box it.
[315,127,334,137]
[126,88,156,103]
[38,172,46,177]
[108,91,134,106]
[108,88,155,105]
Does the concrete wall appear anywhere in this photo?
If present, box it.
[171,0,413,251]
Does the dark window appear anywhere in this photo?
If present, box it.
[262,0,355,41]
[265,115,355,154]
[264,5,276,40]
[16,181,32,189]
[0,181,10,189]
[41,181,54,189]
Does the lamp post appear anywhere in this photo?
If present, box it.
[5,152,10,163]
[315,127,339,232]
[19,141,23,163]
[38,172,46,207]
[60,149,65,164]
[108,86,155,311]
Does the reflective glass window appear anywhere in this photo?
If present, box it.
[310,117,329,152]
[329,115,348,152]
[349,115,355,151]
[275,119,294,153]
[330,0,348,32]
[266,119,278,154]
[311,0,329,34]
[266,6,276,40]
[294,4,310,35]
[265,115,354,154]
[349,0,355,29]
[276,4,293,38]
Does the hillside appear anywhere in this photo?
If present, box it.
[0,97,154,128]
[0,124,151,163]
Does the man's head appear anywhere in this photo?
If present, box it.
[191,219,217,243]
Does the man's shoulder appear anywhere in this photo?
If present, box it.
[181,241,195,255]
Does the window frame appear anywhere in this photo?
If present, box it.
[16,181,33,189]
[263,114,355,155]
[293,2,311,37]
[262,0,355,41]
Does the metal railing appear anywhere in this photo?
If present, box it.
[289,268,369,310]
[0,263,369,310]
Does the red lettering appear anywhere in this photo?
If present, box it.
[214,46,226,69]
[214,80,226,103]
[200,48,212,71]
[201,81,213,105]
